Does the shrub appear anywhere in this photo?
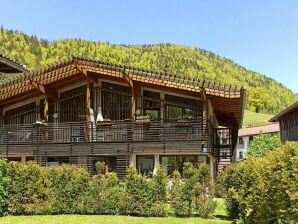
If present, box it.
[150,166,168,217]
[0,158,8,216]
[47,165,90,214]
[246,133,280,158]
[170,163,215,218]
[219,142,298,223]
[7,162,51,215]
[124,167,152,216]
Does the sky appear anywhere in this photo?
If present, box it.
[1,0,297,93]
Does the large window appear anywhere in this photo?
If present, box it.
[160,155,208,175]
[142,90,160,121]
[101,82,131,121]
[165,94,202,121]
[4,102,38,125]
[59,85,88,122]
[137,155,154,175]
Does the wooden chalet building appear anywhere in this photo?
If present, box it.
[0,57,246,179]
[270,101,298,142]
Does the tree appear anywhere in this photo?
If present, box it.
[246,133,281,158]
[248,87,270,113]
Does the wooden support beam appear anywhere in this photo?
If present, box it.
[44,95,49,122]
[30,80,46,94]
[86,77,91,123]
[76,64,88,77]
[122,72,134,89]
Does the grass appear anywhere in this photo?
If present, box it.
[0,215,231,224]
[242,110,273,128]
[0,199,230,224]
[213,198,229,218]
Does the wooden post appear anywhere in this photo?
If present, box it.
[86,77,91,123]
[131,89,136,120]
[44,95,49,122]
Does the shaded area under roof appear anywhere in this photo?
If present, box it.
[0,54,28,73]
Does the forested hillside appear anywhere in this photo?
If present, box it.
[0,27,297,113]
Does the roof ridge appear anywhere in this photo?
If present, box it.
[0,56,245,93]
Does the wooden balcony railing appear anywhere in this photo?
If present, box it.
[0,119,211,145]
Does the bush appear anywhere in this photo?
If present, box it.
[1,160,216,218]
[47,165,90,214]
[0,158,8,216]
[124,167,152,216]
[219,142,298,223]
[246,133,280,158]
[170,163,216,218]
[7,162,51,215]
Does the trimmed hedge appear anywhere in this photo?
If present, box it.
[0,158,8,216]
[219,142,298,223]
[2,160,215,217]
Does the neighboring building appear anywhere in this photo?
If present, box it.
[236,123,280,160]
[0,57,246,179]
[0,54,27,73]
[269,101,298,142]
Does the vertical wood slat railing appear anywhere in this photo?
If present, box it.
[0,119,211,145]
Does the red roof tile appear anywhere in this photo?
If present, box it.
[238,123,280,137]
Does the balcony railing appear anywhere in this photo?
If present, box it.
[0,119,211,145]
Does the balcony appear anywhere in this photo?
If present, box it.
[0,119,211,145]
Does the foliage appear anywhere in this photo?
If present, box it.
[248,87,270,113]
[0,27,297,114]
[246,133,281,158]
[124,167,152,216]
[7,162,90,215]
[3,161,217,218]
[7,162,51,215]
[170,163,216,218]
[0,158,8,216]
[219,142,298,223]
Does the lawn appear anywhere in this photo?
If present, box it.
[0,215,231,224]
[242,110,273,128]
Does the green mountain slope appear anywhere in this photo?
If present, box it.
[242,110,273,128]
[0,27,297,113]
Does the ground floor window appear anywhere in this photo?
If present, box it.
[136,155,154,175]
[47,157,69,166]
[160,155,209,175]
[93,156,116,173]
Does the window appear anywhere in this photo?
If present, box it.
[101,82,131,121]
[239,151,243,159]
[142,90,160,121]
[47,157,69,166]
[160,155,207,176]
[137,155,154,175]
[4,102,38,125]
[160,156,176,175]
[60,85,88,122]
[239,137,243,145]
[165,94,201,121]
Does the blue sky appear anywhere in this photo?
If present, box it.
[1,0,297,93]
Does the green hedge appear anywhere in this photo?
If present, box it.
[219,142,298,223]
[2,161,215,217]
[0,158,8,216]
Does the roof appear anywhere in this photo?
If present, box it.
[0,54,28,73]
[238,123,280,137]
[269,101,298,122]
[0,57,246,127]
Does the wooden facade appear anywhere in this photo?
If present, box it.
[270,101,298,142]
[0,57,246,178]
